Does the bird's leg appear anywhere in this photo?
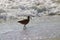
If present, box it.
[23,25,26,30]
[24,25,26,27]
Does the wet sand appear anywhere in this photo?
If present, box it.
[0,15,60,40]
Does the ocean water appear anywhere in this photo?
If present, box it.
[0,0,60,40]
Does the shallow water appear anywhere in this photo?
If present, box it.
[0,15,60,40]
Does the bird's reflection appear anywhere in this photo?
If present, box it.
[23,26,27,30]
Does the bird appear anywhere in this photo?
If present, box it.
[18,16,30,29]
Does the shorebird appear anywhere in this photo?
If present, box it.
[18,16,30,29]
